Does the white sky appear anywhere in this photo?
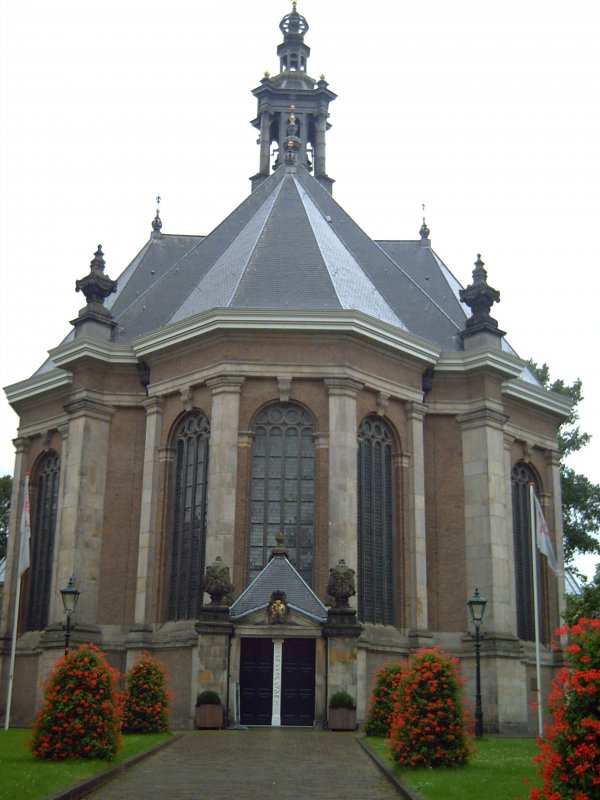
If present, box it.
[1,1,598,577]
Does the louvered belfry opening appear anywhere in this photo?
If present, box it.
[168,412,210,620]
[511,462,547,643]
[27,451,60,631]
[249,403,315,586]
[357,416,395,625]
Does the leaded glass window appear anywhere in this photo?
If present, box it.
[512,462,543,642]
[249,404,314,585]
[168,412,210,620]
[27,452,60,631]
[357,416,395,624]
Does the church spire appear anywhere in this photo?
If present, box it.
[250,3,337,194]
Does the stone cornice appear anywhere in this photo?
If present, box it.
[48,337,137,369]
[502,378,572,419]
[436,347,523,378]
[131,309,442,365]
[4,368,72,408]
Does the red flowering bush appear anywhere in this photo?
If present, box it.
[389,647,473,768]
[365,661,407,736]
[122,652,171,733]
[529,617,600,800]
[29,643,122,760]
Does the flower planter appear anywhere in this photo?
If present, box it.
[194,703,224,729]
[328,706,357,731]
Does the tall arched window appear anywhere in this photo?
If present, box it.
[27,452,60,631]
[512,462,544,642]
[167,412,210,620]
[249,404,315,585]
[357,416,395,625]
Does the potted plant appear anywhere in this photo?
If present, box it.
[194,690,223,729]
[328,690,357,731]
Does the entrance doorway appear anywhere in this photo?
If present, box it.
[239,637,316,726]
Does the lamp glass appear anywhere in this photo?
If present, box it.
[468,587,487,624]
[60,577,80,617]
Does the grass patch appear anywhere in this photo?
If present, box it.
[366,736,540,800]
[0,729,172,800]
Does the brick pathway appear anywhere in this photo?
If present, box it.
[85,729,400,799]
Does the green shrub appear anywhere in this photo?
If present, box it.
[365,661,407,737]
[122,652,171,733]
[196,690,221,705]
[329,690,355,709]
[29,643,122,760]
[389,646,473,768]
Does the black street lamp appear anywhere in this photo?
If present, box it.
[467,587,487,737]
[60,577,80,656]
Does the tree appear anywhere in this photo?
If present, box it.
[0,475,11,562]
[528,361,600,565]
[564,564,600,625]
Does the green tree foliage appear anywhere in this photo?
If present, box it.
[564,564,600,625]
[528,361,600,564]
[0,475,11,561]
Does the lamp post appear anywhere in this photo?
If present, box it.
[60,577,80,655]
[467,587,487,737]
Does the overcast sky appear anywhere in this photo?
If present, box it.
[1,1,598,576]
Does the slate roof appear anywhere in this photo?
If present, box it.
[102,163,470,351]
[229,552,328,623]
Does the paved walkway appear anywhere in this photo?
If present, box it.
[85,729,401,799]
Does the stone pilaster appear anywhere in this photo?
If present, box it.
[58,396,114,625]
[0,438,30,639]
[545,449,566,619]
[134,397,165,627]
[325,378,362,584]
[205,376,244,586]
[49,424,70,623]
[457,402,511,633]
[405,401,429,633]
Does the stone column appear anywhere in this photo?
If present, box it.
[134,397,165,628]
[205,376,244,586]
[314,112,327,178]
[259,111,271,175]
[0,438,30,639]
[271,638,283,726]
[58,396,114,625]
[405,401,429,634]
[325,378,362,582]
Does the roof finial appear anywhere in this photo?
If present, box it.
[459,253,505,344]
[419,203,430,242]
[152,194,162,237]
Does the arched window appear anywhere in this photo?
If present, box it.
[357,416,395,625]
[167,412,210,620]
[511,462,544,642]
[249,404,315,585]
[27,452,60,631]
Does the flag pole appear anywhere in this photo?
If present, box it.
[529,482,544,737]
[4,473,31,731]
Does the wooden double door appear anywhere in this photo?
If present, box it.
[240,638,315,726]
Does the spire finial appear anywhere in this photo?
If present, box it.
[152,194,162,237]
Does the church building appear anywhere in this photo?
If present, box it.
[1,4,570,733]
